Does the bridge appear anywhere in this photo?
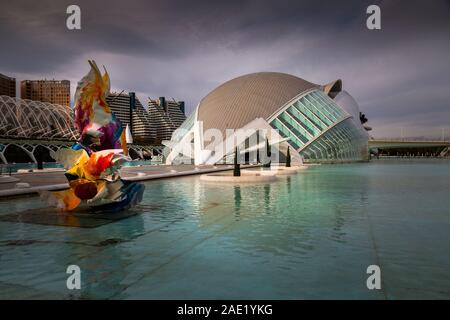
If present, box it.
[369,139,450,149]
[368,139,450,157]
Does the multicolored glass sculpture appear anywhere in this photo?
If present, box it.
[41,60,144,212]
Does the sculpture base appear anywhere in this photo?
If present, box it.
[242,165,307,175]
[200,171,277,183]
[0,206,139,228]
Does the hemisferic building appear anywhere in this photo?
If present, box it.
[164,72,370,165]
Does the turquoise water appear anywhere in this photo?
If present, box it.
[0,159,449,299]
[0,162,64,173]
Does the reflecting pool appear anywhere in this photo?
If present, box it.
[0,159,449,299]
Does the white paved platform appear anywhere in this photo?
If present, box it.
[0,164,260,198]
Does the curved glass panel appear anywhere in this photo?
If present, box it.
[269,89,368,163]
[300,118,369,163]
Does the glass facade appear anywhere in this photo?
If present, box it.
[269,89,368,163]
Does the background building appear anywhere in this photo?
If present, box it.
[106,92,155,144]
[165,72,370,165]
[20,79,70,107]
[148,97,187,144]
[0,73,16,97]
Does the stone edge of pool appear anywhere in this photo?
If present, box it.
[0,164,261,199]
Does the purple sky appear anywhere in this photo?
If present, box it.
[1,0,449,138]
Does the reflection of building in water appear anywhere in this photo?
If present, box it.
[192,171,372,257]
[234,186,241,219]
[264,183,271,216]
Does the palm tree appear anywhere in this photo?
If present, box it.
[263,138,271,168]
[286,146,291,167]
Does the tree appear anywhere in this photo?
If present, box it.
[36,149,44,170]
[286,146,291,167]
[263,138,271,168]
[256,130,260,163]
[233,147,241,176]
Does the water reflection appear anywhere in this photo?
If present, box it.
[68,214,146,299]
[286,176,291,194]
[264,183,271,215]
[233,185,241,220]
[3,160,450,299]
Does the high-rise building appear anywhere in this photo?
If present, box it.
[0,73,16,97]
[20,79,70,107]
[106,92,155,144]
[148,97,187,144]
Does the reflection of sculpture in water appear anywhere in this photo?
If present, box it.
[41,60,144,212]
[64,214,146,299]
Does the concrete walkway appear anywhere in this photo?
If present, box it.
[0,164,258,198]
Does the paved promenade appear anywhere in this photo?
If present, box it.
[0,164,252,198]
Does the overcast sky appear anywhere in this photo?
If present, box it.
[1,0,449,138]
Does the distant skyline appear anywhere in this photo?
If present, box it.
[1,0,449,138]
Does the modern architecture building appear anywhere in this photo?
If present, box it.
[106,92,155,144]
[0,94,170,164]
[148,97,187,144]
[165,72,370,165]
[20,79,70,107]
[0,95,77,164]
[0,95,77,141]
[0,73,16,97]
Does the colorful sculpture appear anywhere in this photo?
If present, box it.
[41,60,144,212]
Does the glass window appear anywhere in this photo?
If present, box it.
[298,96,334,126]
[278,114,308,145]
[270,91,368,163]
[270,119,301,150]
[285,108,314,136]
[291,101,328,130]
[305,93,340,122]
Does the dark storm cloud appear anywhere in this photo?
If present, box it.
[1,0,449,138]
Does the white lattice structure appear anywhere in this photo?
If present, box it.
[0,95,78,140]
[0,95,164,164]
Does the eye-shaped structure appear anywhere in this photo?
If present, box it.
[165,72,370,164]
